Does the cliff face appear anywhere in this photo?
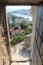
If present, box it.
[0,24,10,65]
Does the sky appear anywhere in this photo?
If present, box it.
[6,6,31,12]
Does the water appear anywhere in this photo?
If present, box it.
[12,13,32,21]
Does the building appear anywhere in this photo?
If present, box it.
[9,26,24,37]
[15,18,26,24]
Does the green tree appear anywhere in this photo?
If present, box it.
[19,22,27,29]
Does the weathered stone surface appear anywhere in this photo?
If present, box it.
[32,6,43,65]
[0,0,42,4]
[0,24,10,65]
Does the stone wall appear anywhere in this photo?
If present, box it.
[0,24,10,65]
[0,5,10,65]
[32,6,43,65]
[0,0,41,4]
[24,34,32,47]
[0,5,43,65]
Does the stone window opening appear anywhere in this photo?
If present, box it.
[0,4,43,65]
[5,6,37,65]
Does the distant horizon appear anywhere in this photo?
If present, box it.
[6,6,31,12]
[6,6,32,21]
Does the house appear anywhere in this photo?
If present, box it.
[15,18,26,24]
[9,26,24,37]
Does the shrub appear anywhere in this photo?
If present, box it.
[19,22,27,29]
[22,28,32,35]
[11,28,32,46]
[11,34,25,45]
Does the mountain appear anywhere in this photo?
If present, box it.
[7,9,32,22]
[11,9,32,16]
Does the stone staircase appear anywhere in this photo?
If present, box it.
[0,24,10,65]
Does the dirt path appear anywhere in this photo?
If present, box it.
[11,41,31,61]
[11,41,32,65]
